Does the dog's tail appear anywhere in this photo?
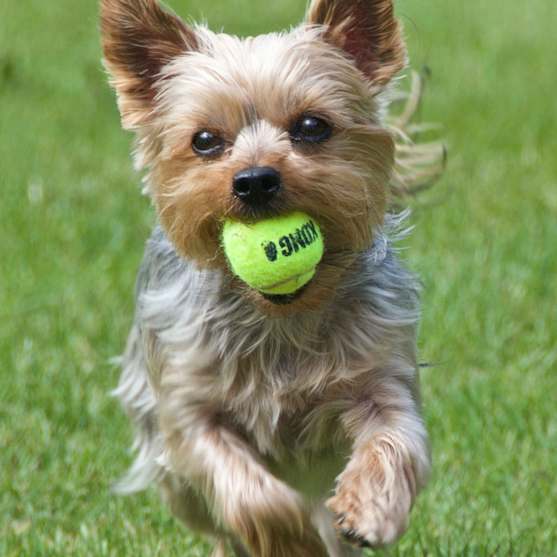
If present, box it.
[386,71,447,209]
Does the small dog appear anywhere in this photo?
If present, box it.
[100,0,431,555]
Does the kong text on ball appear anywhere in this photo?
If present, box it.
[221,212,324,295]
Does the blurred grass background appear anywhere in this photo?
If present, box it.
[1,0,556,555]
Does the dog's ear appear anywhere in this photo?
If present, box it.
[306,0,406,88]
[100,0,198,129]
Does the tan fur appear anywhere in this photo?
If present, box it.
[306,0,407,88]
[100,0,402,317]
[101,0,432,555]
[150,33,396,317]
[327,430,427,546]
[100,0,199,128]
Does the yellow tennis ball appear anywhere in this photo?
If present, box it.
[221,212,324,295]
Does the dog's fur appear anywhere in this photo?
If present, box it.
[100,0,431,555]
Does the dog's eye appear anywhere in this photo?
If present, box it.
[192,131,223,156]
[291,116,332,143]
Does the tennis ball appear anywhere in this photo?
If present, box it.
[221,211,324,295]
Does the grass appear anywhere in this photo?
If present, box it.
[1,0,556,555]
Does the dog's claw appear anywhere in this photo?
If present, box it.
[355,536,372,548]
[337,514,345,525]
[341,527,373,548]
[342,528,355,540]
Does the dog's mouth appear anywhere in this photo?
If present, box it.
[259,282,310,305]
[221,211,324,307]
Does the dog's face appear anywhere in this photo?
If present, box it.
[101,0,406,315]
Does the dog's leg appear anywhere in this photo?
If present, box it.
[326,377,430,549]
[161,418,328,557]
[158,474,245,557]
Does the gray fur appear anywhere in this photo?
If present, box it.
[116,212,426,496]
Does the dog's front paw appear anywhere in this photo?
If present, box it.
[326,465,412,549]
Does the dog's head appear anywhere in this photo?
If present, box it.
[100,0,406,316]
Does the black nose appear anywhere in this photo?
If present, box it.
[232,167,281,206]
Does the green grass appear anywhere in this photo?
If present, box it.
[1,0,556,555]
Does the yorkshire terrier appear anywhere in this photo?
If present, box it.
[100,0,432,555]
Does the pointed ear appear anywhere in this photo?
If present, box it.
[306,0,406,88]
[100,0,199,129]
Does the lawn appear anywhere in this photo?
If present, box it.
[1,0,556,555]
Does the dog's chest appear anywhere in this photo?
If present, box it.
[222,356,350,452]
[222,378,350,497]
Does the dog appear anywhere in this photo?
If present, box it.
[100,0,431,555]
